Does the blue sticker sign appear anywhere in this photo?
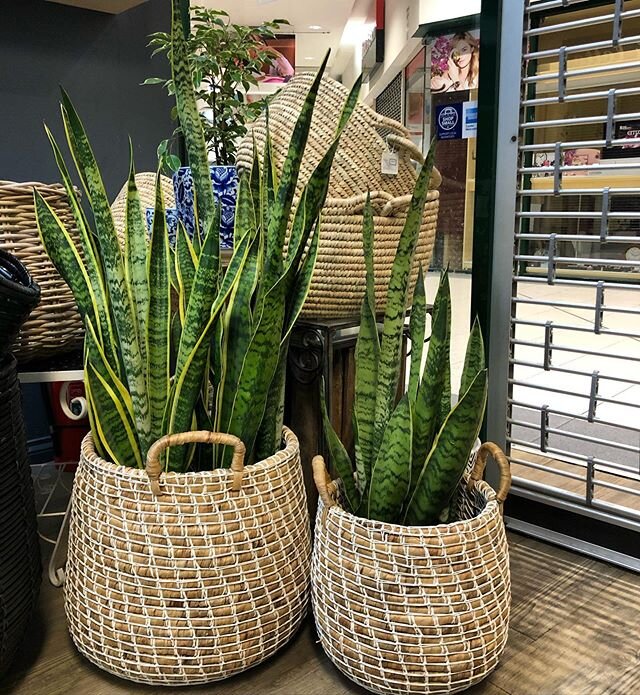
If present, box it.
[463,101,478,138]
[436,103,462,140]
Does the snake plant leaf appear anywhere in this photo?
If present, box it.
[171,0,217,260]
[174,207,221,381]
[217,227,260,436]
[282,221,319,340]
[354,194,380,494]
[225,276,287,464]
[43,124,116,364]
[175,223,197,323]
[368,394,412,523]
[233,172,256,245]
[263,51,330,291]
[373,139,437,453]
[147,174,171,443]
[124,145,150,366]
[460,317,485,396]
[59,89,151,454]
[85,362,142,469]
[408,266,426,402]
[167,227,252,470]
[404,368,488,526]
[254,341,288,462]
[320,382,359,513]
[34,190,97,328]
[438,272,452,432]
[410,271,451,496]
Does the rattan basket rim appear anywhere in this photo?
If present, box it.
[323,477,499,537]
[81,426,299,485]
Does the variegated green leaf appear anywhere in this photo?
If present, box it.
[373,139,437,453]
[320,383,359,513]
[408,266,426,402]
[368,395,412,523]
[171,0,217,262]
[60,89,151,455]
[124,145,150,366]
[147,174,171,442]
[410,271,451,497]
[85,362,142,469]
[354,194,380,494]
[174,222,197,323]
[404,368,488,526]
[460,317,485,396]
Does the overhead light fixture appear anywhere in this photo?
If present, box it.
[308,25,322,30]
[304,56,316,60]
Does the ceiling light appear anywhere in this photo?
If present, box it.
[308,25,322,30]
[304,56,316,60]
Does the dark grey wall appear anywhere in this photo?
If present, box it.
[0,0,173,199]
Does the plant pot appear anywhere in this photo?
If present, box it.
[65,427,311,685]
[0,250,40,359]
[173,165,238,249]
[0,355,42,676]
[310,444,512,695]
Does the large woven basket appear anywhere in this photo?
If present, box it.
[65,427,311,685]
[311,443,512,695]
[0,181,84,361]
[237,74,440,319]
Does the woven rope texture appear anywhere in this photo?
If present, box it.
[237,74,440,319]
[0,181,83,361]
[65,427,311,685]
[311,469,511,694]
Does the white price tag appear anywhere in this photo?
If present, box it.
[381,150,399,176]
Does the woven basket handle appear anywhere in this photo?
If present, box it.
[312,455,339,509]
[146,431,246,497]
[340,179,441,218]
[467,442,512,513]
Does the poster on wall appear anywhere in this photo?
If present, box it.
[602,119,640,159]
[431,31,480,93]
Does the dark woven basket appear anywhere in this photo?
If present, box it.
[0,249,40,358]
[0,355,41,676]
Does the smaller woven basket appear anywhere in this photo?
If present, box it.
[237,74,441,319]
[311,444,512,695]
[65,427,311,685]
[0,181,84,361]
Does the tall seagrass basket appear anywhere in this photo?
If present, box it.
[311,443,512,695]
[0,181,84,361]
[65,428,311,685]
[237,74,441,319]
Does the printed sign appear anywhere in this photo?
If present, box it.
[462,100,478,138]
[436,103,462,140]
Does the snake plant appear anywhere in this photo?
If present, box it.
[35,0,360,472]
[321,142,488,526]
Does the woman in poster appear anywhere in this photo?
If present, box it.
[431,32,480,93]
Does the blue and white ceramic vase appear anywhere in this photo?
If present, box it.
[173,165,238,249]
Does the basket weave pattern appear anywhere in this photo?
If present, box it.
[0,181,83,361]
[311,474,511,694]
[237,75,440,319]
[65,427,311,685]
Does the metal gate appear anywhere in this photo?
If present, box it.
[486,0,640,566]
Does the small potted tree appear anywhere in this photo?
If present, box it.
[311,143,512,694]
[147,6,290,248]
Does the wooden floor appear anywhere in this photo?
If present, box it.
[5,532,640,695]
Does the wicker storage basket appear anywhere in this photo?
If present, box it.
[311,443,512,695]
[0,180,83,361]
[65,427,311,685]
[0,355,42,676]
[237,74,441,319]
